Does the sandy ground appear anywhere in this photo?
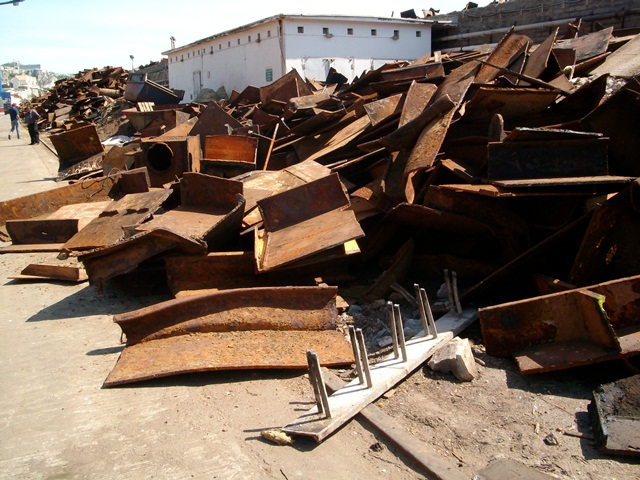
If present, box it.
[1,114,639,480]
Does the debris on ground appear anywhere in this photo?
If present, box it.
[2,21,640,479]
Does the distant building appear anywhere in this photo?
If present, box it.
[162,14,435,102]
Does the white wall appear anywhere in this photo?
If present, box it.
[283,18,431,82]
[166,16,432,101]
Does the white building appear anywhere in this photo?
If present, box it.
[162,14,434,102]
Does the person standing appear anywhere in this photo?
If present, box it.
[24,105,40,145]
[8,103,20,140]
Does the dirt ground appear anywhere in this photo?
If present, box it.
[1,116,639,479]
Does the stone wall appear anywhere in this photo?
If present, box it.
[433,0,640,49]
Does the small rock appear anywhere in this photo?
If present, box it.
[370,442,384,452]
[378,336,393,348]
[347,304,362,315]
[428,337,478,381]
[261,429,293,446]
[544,432,559,446]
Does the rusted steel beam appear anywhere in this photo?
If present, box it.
[63,190,172,252]
[402,62,478,203]
[165,252,324,295]
[103,329,353,387]
[479,275,640,374]
[49,124,104,167]
[137,135,202,187]
[556,27,613,63]
[521,29,559,81]
[10,264,88,283]
[0,176,114,229]
[475,28,531,84]
[201,135,257,178]
[488,138,609,180]
[115,285,340,343]
[79,229,206,285]
[570,179,640,286]
[103,285,353,386]
[255,173,364,272]
[6,218,79,244]
[462,87,559,123]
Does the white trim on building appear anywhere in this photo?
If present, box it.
[162,14,434,102]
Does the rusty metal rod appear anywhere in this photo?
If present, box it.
[388,301,399,359]
[348,325,365,385]
[394,304,408,362]
[306,350,331,418]
[355,328,372,388]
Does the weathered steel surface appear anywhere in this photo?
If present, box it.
[6,218,79,244]
[296,115,371,164]
[463,87,558,123]
[10,264,88,282]
[79,229,206,284]
[63,190,172,252]
[557,27,613,63]
[115,285,339,344]
[475,29,532,84]
[480,275,640,373]
[363,239,414,301]
[488,138,609,180]
[590,375,640,457]
[570,180,640,286]
[0,176,114,228]
[165,252,321,295]
[387,203,495,236]
[138,135,202,187]
[103,330,353,387]
[402,61,477,202]
[124,73,184,104]
[522,29,558,80]
[591,33,640,78]
[256,174,364,271]
[582,77,640,177]
[203,135,257,163]
[56,153,104,182]
[379,94,454,152]
[363,94,404,127]
[239,161,332,226]
[49,124,104,166]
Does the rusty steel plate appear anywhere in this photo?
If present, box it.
[115,285,339,344]
[79,228,206,284]
[103,329,354,387]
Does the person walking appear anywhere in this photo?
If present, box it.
[24,105,40,145]
[8,103,20,140]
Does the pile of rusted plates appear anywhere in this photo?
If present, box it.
[1,25,638,385]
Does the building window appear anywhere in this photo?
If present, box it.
[188,53,190,58]
[257,33,260,42]
[267,30,271,37]
[416,31,422,37]
[298,26,304,33]
[347,28,353,35]
[228,41,231,47]
[237,38,240,45]
[371,29,377,36]
[219,44,222,50]
[248,35,251,42]
[323,27,329,35]
[394,30,400,38]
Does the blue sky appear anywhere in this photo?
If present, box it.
[2,0,490,74]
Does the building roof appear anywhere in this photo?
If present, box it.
[162,13,436,55]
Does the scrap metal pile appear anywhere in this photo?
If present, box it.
[1,27,639,398]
